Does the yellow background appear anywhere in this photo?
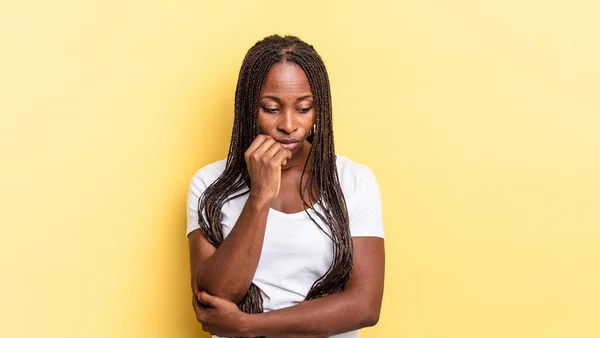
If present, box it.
[1,0,599,337]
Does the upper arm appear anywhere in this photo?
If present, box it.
[186,168,217,293]
[344,164,385,321]
[348,166,384,238]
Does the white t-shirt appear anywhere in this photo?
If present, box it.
[186,155,384,338]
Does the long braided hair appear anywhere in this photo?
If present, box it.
[197,35,353,315]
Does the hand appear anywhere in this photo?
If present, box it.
[244,135,292,202]
[195,291,252,337]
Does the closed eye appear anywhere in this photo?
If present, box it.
[298,107,313,113]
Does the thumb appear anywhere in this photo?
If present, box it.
[197,291,218,307]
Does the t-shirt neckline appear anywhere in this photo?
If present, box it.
[267,156,343,219]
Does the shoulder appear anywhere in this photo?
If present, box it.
[335,154,378,195]
[336,155,384,237]
[189,158,228,189]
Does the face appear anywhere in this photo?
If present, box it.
[258,62,315,155]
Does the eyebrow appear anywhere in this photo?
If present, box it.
[260,95,314,103]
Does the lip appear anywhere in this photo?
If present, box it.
[277,138,301,150]
[277,138,300,144]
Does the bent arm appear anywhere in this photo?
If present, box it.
[190,195,271,304]
[244,237,385,337]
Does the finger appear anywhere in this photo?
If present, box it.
[194,291,210,309]
[273,148,293,165]
[202,325,215,336]
[196,291,210,308]
[245,135,271,155]
[194,303,207,323]
[197,291,219,308]
[200,323,213,335]
[254,138,277,157]
[263,142,284,159]
[192,294,201,312]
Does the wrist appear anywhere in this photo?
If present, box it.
[248,191,274,209]
[239,313,261,337]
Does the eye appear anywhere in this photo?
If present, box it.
[298,107,313,113]
[262,107,279,114]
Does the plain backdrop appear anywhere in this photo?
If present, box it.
[1,1,599,337]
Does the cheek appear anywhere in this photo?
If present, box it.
[257,114,271,131]
[257,114,280,136]
[305,111,316,128]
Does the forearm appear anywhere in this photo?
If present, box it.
[245,290,379,337]
[197,195,270,303]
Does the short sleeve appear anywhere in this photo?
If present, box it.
[348,167,385,238]
[186,170,208,238]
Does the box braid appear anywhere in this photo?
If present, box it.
[197,35,353,318]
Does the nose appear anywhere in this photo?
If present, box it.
[276,109,298,134]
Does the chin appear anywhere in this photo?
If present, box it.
[288,141,303,155]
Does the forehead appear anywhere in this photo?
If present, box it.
[261,62,313,96]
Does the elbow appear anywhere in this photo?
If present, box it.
[198,284,245,304]
[361,310,380,327]
[197,280,245,305]
[207,290,245,305]
[196,271,245,304]
[359,302,381,327]
[221,290,246,305]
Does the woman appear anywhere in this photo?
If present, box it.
[187,35,385,338]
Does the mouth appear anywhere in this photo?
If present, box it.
[277,139,301,150]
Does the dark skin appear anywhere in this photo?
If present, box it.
[258,61,317,214]
[189,62,385,337]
